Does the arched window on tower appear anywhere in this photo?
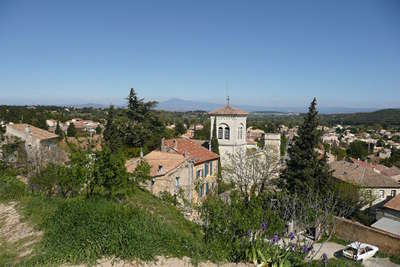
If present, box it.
[218,127,223,139]
[238,127,243,140]
[224,127,230,140]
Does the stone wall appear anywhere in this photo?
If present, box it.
[335,217,400,255]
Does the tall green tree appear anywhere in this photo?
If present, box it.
[55,121,63,139]
[103,105,122,152]
[211,117,223,183]
[67,123,77,137]
[125,88,160,148]
[175,121,186,136]
[281,98,333,194]
[95,125,102,135]
[126,88,156,123]
[131,160,152,186]
[347,140,369,160]
[93,147,127,197]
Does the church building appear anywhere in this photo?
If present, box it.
[209,98,248,167]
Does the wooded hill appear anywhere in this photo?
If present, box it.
[320,109,400,126]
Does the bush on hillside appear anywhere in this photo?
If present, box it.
[201,192,285,262]
[0,175,27,202]
[26,198,205,265]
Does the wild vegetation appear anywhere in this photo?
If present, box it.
[0,175,206,266]
[0,94,391,267]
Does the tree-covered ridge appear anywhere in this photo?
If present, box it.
[320,108,400,126]
[247,108,400,131]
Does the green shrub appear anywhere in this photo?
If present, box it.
[159,191,178,206]
[26,197,205,265]
[201,192,285,262]
[0,175,27,202]
[390,255,400,265]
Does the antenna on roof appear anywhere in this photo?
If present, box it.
[225,81,230,107]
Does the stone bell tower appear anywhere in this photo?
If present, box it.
[209,97,248,167]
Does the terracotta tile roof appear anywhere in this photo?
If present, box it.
[67,119,99,129]
[125,151,187,177]
[352,159,400,178]
[384,194,400,212]
[209,105,248,116]
[8,123,58,141]
[382,166,400,178]
[330,161,400,188]
[163,138,219,165]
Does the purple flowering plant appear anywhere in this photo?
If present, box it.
[245,219,312,267]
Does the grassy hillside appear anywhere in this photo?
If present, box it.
[0,176,205,266]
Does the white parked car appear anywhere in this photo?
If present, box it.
[342,242,379,262]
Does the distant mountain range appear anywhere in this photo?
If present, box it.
[0,97,385,115]
[155,98,379,114]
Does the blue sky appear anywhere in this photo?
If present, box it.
[0,0,399,108]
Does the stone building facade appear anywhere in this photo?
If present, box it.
[126,138,219,207]
[126,151,196,201]
[162,138,219,204]
[5,123,64,171]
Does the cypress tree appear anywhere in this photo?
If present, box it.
[211,117,219,155]
[127,88,141,122]
[126,87,156,123]
[55,121,63,139]
[281,98,333,194]
[211,117,222,180]
[103,105,122,152]
[67,123,77,137]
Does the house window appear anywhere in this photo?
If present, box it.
[175,177,180,188]
[224,127,230,140]
[238,127,243,140]
[209,161,213,176]
[391,190,396,197]
[205,162,209,176]
[380,190,385,199]
[196,170,201,179]
[218,127,223,139]
[206,182,209,195]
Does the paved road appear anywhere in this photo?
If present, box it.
[314,242,400,267]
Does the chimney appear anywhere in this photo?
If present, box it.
[25,125,30,136]
[157,165,164,175]
[140,147,144,158]
[161,137,165,151]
